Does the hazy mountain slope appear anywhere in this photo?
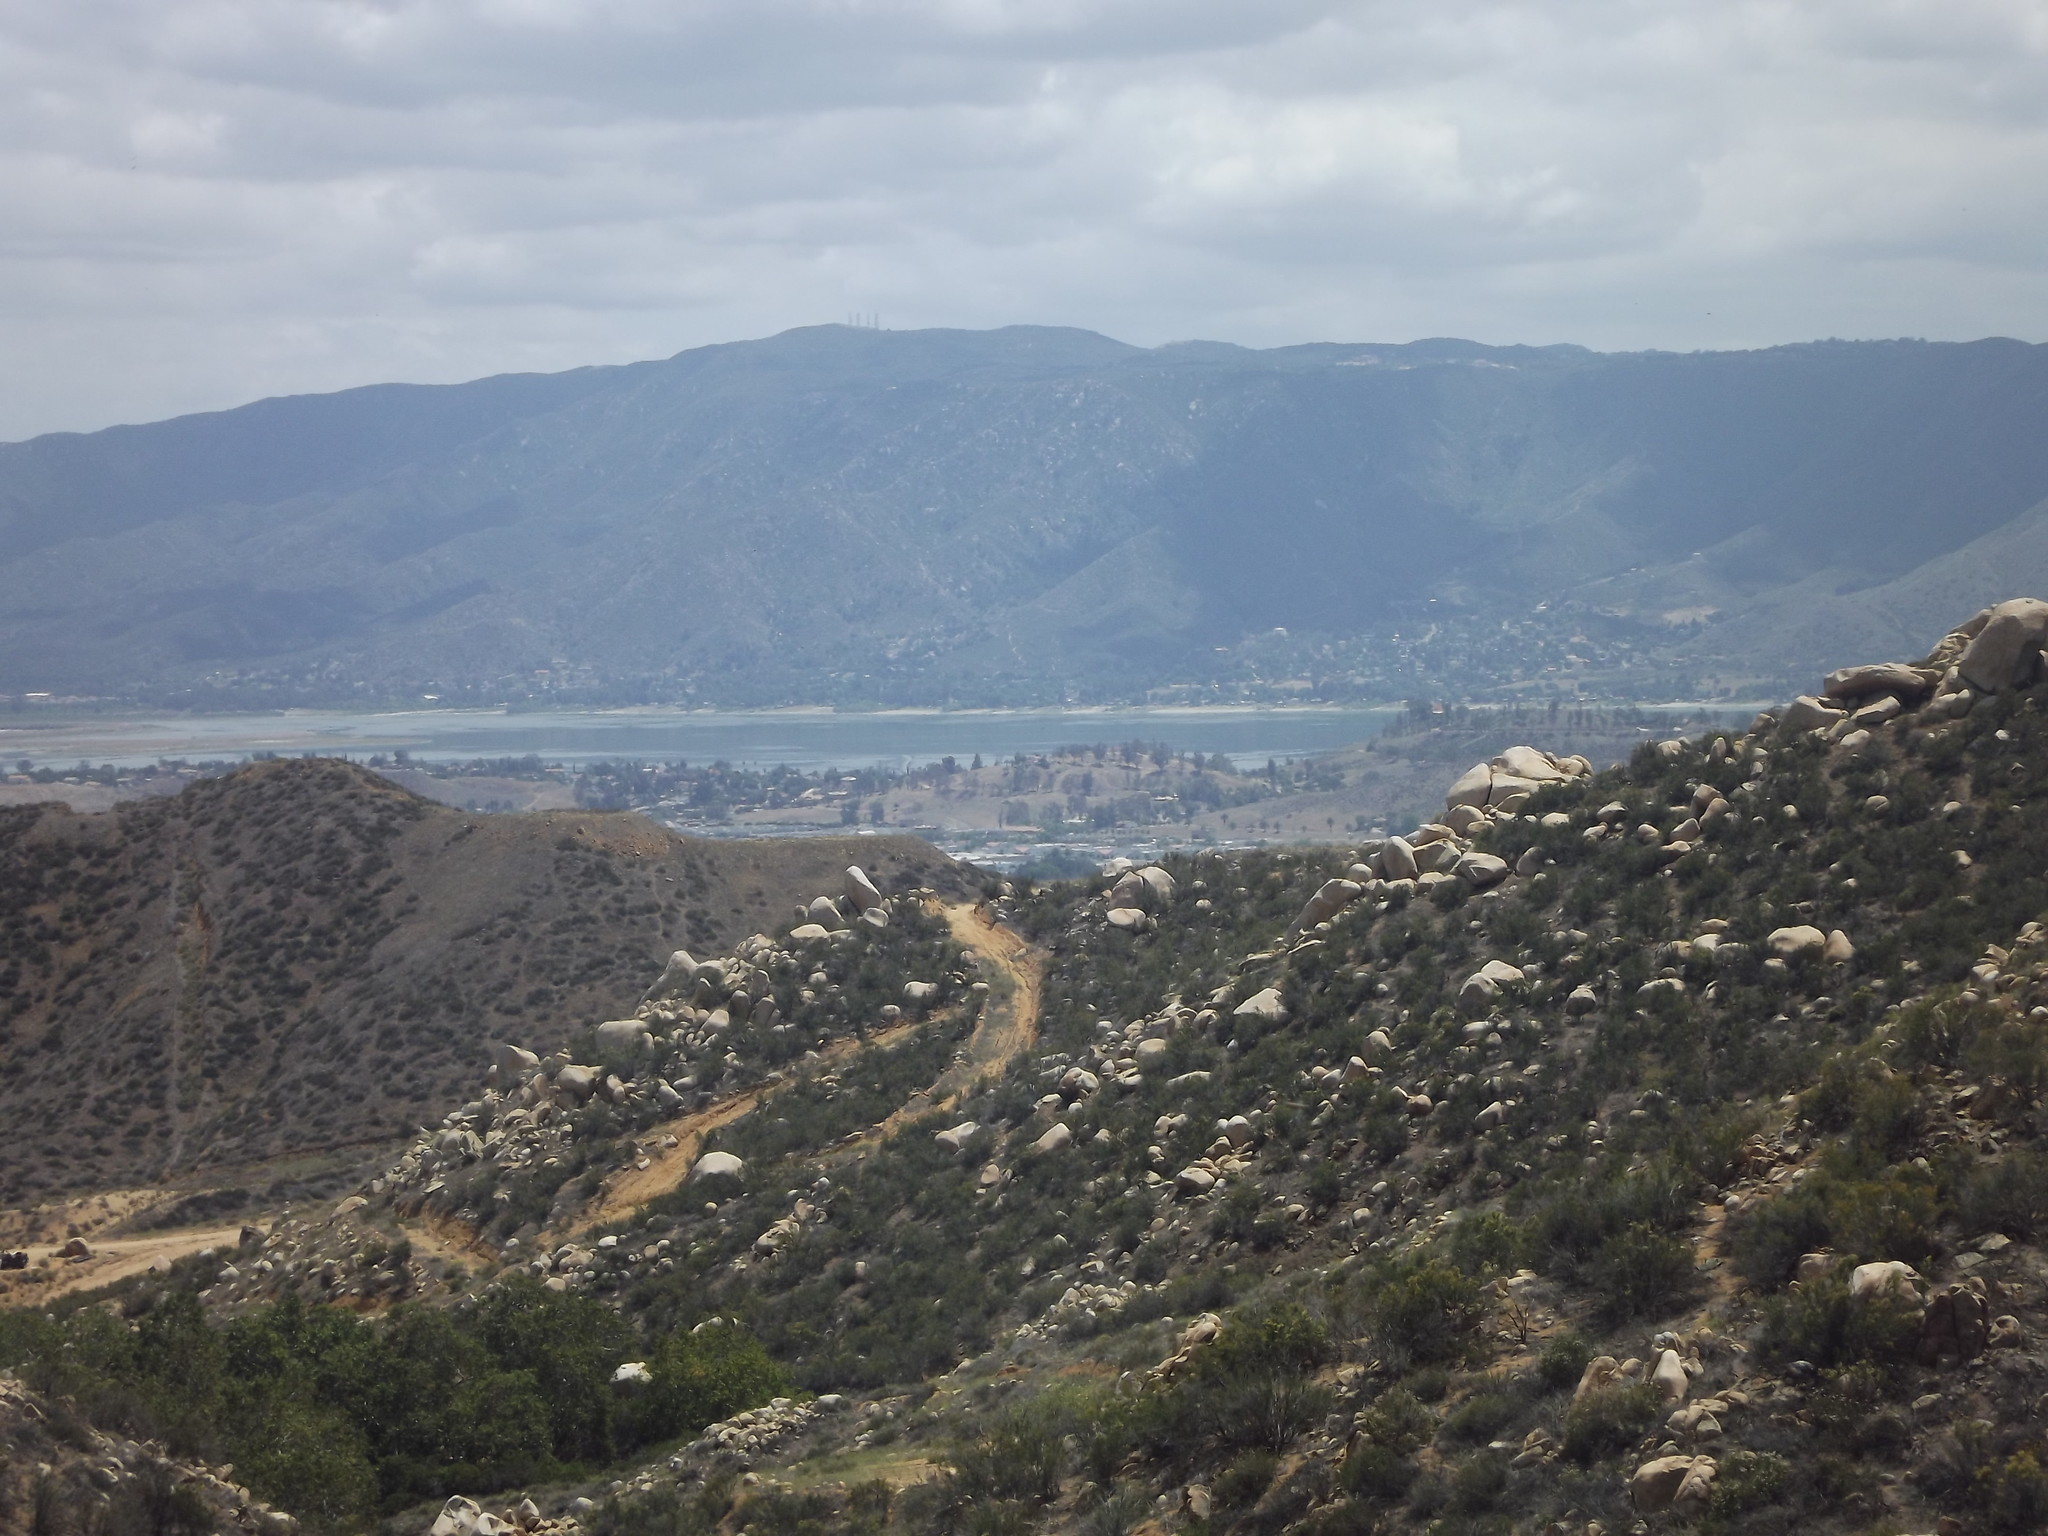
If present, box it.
[0,760,970,1202]
[8,329,2048,703]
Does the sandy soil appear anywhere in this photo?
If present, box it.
[0,1224,250,1303]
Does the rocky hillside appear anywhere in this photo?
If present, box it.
[0,760,972,1205]
[14,599,2048,1536]
[9,328,2048,706]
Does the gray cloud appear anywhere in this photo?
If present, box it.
[1,0,2044,438]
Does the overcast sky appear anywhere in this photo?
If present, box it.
[2,0,2045,440]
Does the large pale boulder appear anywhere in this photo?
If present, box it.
[554,1064,600,1102]
[1652,1348,1690,1403]
[1454,852,1510,889]
[1030,1123,1073,1155]
[934,1122,982,1155]
[1106,906,1152,933]
[1445,803,1489,836]
[643,949,700,1001]
[788,923,833,942]
[903,981,940,1008]
[844,865,885,912]
[1109,865,1177,910]
[1493,745,1572,782]
[1959,598,2048,692]
[1781,695,1846,734]
[1176,1166,1217,1197]
[1233,987,1288,1025]
[432,1498,487,1536]
[1380,835,1419,882]
[1292,878,1363,931]
[1631,1456,1716,1515]
[1573,1356,1621,1401]
[1767,925,1827,960]
[1486,774,1543,807]
[1674,1459,1718,1516]
[1136,866,1177,904]
[1458,959,1525,1015]
[487,1041,542,1078]
[1446,762,1494,810]
[595,1019,652,1051]
[690,1150,747,1185]
[807,895,848,930]
[1823,662,1936,702]
[1849,1259,1922,1303]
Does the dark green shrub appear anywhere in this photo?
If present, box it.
[591,1474,735,1536]
[1895,994,1994,1070]
[1441,1391,1518,1444]
[1446,1451,1508,1514]
[631,1324,788,1448]
[1758,1275,1921,1369]
[1826,1174,1940,1268]
[1214,1449,1281,1509]
[1357,1259,1488,1371]
[1977,1447,2048,1535]
[947,1400,1069,1504]
[1353,1387,1434,1454]
[1441,1211,1520,1277]
[1340,1442,1417,1502]
[1534,1332,1593,1394]
[1709,1449,1790,1517]
[1182,1304,1335,1452]
[1729,1183,1834,1288]
[1970,1018,2048,1104]
[1586,1224,1695,1323]
[1958,1150,2048,1238]
[1560,1384,1658,1463]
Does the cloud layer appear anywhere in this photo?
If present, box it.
[3,0,2045,438]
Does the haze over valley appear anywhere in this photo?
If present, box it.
[13,5,2048,1536]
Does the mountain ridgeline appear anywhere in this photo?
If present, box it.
[9,328,2048,705]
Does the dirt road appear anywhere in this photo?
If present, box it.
[1,1224,250,1304]
[564,902,1046,1232]
[875,902,1045,1133]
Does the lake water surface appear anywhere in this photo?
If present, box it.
[3,705,1408,773]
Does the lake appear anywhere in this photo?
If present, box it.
[1,705,1411,774]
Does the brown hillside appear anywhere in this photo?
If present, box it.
[0,758,972,1202]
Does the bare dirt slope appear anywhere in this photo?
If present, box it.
[0,759,974,1205]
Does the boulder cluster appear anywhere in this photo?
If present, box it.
[685,1394,835,1460]
[368,869,939,1235]
[430,1495,571,1536]
[1776,596,2048,746]
[1267,746,1595,941]
[1101,863,1176,932]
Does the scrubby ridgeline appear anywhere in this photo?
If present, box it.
[14,602,2048,1536]
[0,759,971,1203]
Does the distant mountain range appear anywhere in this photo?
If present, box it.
[7,325,2048,708]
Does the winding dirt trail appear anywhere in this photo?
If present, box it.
[874,901,1044,1134]
[557,902,1046,1233]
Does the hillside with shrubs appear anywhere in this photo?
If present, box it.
[11,602,2048,1535]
